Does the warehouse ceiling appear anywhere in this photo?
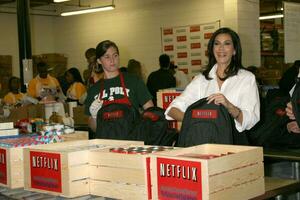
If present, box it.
[0,0,300,16]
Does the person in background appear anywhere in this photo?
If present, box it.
[57,71,70,96]
[127,59,144,81]
[65,67,87,104]
[279,60,300,96]
[170,63,190,89]
[3,76,25,106]
[27,62,63,102]
[165,27,260,133]
[84,40,153,132]
[85,48,104,86]
[146,54,176,106]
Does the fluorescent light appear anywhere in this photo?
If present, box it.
[61,5,115,16]
[259,14,284,20]
[54,0,70,2]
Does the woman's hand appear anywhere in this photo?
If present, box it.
[286,102,295,120]
[206,93,231,108]
[287,121,300,133]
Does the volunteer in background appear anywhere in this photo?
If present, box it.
[27,62,64,102]
[3,76,25,106]
[84,40,153,132]
[165,27,260,132]
[65,67,87,104]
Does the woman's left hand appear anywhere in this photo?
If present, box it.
[206,93,231,109]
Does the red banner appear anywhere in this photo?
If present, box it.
[177,36,187,42]
[163,29,173,35]
[0,148,7,185]
[30,151,62,193]
[191,60,202,65]
[156,157,202,200]
[204,33,213,39]
[190,26,200,32]
[164,45,174,51]
[177,52,188,58]
[191,43,201,49]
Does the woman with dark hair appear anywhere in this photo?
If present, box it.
[65,67,86,103]
[84,40,153,133]
[3,76,25,106]
[166,27,260,133]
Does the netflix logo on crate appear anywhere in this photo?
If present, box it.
[0,149,7,185]
[177,52,188,59]
[164,45,174,51]
[190,25,200,32]
[177,36,187,42]
[164,28,173,35]
[156,157,202,200]
[30,151,62,193]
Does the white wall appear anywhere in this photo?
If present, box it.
[53,0,224,77]
[0,13,56,76]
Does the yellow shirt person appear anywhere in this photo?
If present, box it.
[3,76,25,106]
[67,82,86,100]
[65,67,87,103]
[27,62,61,99]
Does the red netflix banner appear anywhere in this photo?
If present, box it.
[191,43,201,49]
[177,36,187,42]
[156,157,202,200]
[177,52,188,58]
[191,60,202,65]
[190,26,200,32]
[30,151,62,193]
[0,148,7,185]
[162,93,181,109]
[192,109,217,119]
[164,28,173,35]
[164,45,174,51]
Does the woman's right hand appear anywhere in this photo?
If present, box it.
[286,102,295,120]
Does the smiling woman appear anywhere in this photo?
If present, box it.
[165,27,260,141]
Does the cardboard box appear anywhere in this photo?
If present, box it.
[156,88,183,130]
[89,145,176,200]
[73,106,88,126]
[23,139,143,198]
[150,144,265,200]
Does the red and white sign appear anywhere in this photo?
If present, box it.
[162,92,181,109]
[156,157,202,200]
[30,151,62,193]
[162,22,220,78]
[0,148,7,185]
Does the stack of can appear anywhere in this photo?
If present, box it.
[109,146,174,155]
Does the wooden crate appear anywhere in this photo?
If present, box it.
[149,144,265,200]
[89,145,176,200]
[23,139,143,198]
[156,88,183,131]
[0,131,89,189]
[0,146,24,189]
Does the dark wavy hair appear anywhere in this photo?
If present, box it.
[66,67,84,83]
[96,40,119,59]
[203,27,244,80]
